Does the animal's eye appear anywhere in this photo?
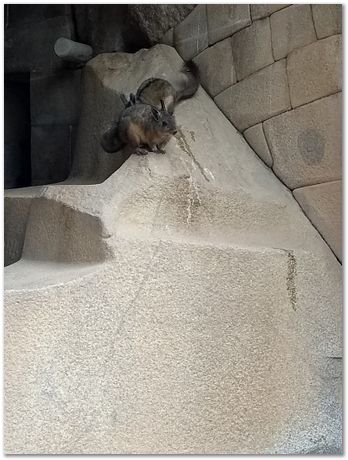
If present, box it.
[162,121,168,127]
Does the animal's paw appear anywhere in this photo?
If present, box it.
[156,145,166,154]
[134,147,149,156]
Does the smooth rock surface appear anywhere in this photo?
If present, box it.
[264,93,342,189]
[270,5,317,60]
[160,27,174,47]
[312,4,342,39]
[193,37,236,97]
[294,181,342,261]
[31,124,73,186]
[30,70,81,125]
[4,45,342,455]
[287,35,342,108]
[174,5,208,61]
[232,17,274,81]
[4,77,31,189]
[244,123,273,167]
[207,4,251,45]
[5,193,33,266]
[215,60,290,131]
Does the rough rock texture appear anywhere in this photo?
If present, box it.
[270,5,317,60]
[174,5,208,61]
[244,123,273,168]
[231,17,273,81]
[264,93,342,189]
[294,181,342,261]
[312,4,342,39]
[193,38,236,97]
[73,5,129,54]
[215,60,290,131]
[207,4,251,45]
[4,45,342,454]
[287,35,342,108]
[128,4,195,45]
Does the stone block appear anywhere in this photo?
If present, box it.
[31,124,73,185]
[30,70,81,125]
[215,60,290,131]
[251,4,289,20]
[5,16,74,74]
[232,18,273,81]
[193,37,236,97]
[264,93,342,189]
[312,4,342,39]
[293,181,342,261]
[174,5,208,61]
[207,4,251,45]
[287,35,342,108]
[128,4,195,45]
[244,123,273,167]
[270,5,317,60]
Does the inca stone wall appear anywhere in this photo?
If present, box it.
[161,4,342,261]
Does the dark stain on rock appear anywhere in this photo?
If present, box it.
[189,130,196,142]
[297,129,325,165]
[286,250,297,311]
[177,129,210,182]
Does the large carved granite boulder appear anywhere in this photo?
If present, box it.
[4,45,342,454]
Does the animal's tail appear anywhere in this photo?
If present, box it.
[177,60,200,101]
[100,123,124,153]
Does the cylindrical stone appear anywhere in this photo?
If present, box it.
[54,37,93,63]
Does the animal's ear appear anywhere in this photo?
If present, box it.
[151,107,160,121]
[120,93,127,106]
[160,99,166,111]
[130,93,136,104]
